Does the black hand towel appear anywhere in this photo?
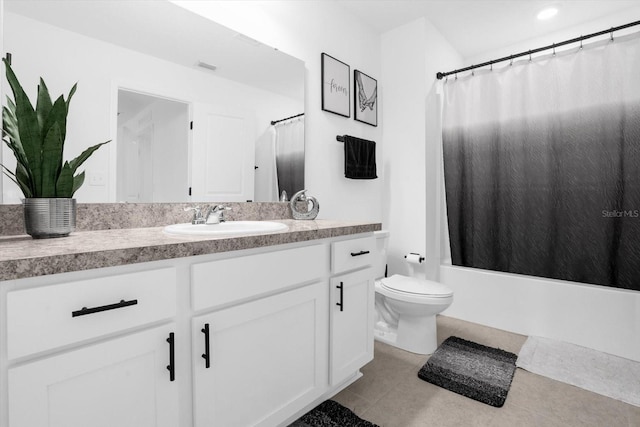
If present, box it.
[343,135,377,179]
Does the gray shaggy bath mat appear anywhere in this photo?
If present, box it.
[418,336,517,407]
[289,400,379,427]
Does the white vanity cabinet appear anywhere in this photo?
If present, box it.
[3,268,179,427]
[191,245,329,427]
[0,231,377,427]
[329,237,376,386]
[192,283,328,427]
[8,324,178,427]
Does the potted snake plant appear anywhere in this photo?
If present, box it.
[1,58,109,238]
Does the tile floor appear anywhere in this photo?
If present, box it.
[333,316,640,427]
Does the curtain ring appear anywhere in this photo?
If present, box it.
[510,55,513,66]
[552,43,556,56]
[471,66,475,76]
[610,27,614,42]
[528,50,532,62]
[580,36,583,50]
[455,73,458,80]
[490,62,493,71]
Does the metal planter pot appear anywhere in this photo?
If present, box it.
[23,198,76,239]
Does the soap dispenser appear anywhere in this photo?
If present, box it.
[290,190,319,220]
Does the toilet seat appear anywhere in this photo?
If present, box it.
[379,275,453,298]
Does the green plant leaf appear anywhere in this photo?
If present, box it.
[36,78,53,132]
[3,58,43,196]
[56,161,73,197]
[3,137,33,190]
[3,104,36,195]
[41,122,63,197]
[40,90,72,193]
[3,101,20,146]
[68,140,110,174]
[42,95,67,145]
[15,162,33,197]
[1,164,32,198]
[71,170,85,196]
[66,83,77,114]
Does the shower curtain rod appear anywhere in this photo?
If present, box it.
[436,19,640,80]
[270,112,304,125]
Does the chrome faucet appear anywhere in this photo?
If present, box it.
[184,206,206,224]
[205,205,231,224]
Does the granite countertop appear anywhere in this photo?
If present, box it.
[0,219,381,281]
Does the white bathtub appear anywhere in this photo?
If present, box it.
[439,264,640,362]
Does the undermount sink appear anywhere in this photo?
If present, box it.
[163,221,289,237]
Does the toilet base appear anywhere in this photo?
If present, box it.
[373,315,438,355]
[373,326,397,348]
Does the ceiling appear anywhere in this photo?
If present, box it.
[334,0,640,59]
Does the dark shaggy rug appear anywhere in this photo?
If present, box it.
[289,400,379,427]
[418,336,518,407]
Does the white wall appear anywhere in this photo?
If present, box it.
[1,11,300,203]
[151,100,190,202]
[171,1,384,222]
[439,10,640,361]
[381,18,462,278]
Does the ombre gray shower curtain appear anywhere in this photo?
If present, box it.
[442,33,640,291]
[275,117,305,200]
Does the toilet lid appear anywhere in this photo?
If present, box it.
[380,274,453,297]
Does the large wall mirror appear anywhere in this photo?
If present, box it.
[1,0,305,204]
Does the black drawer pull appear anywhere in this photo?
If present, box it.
[167,332,175,382]
[201,323,211,369]
[336,282,344,312]
[350,250,370,257]
[72,299,138,317]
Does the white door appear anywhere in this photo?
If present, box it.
[191,103,255,202]
[192,282,328,427]
[330,268,375,385]
[8,324,178,427]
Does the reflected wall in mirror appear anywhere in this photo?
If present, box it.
[1,0,305,204]
[117,90,190,203]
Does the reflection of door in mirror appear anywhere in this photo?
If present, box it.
[116,90,189,203]
[191,104,255,202]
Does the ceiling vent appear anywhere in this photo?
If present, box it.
[196,61,217,72]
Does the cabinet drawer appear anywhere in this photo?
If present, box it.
[7,268,176,360]
[192,244,327,311]
[331,235,375,274]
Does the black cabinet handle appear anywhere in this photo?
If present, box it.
[336,282,344,312]
[201,323,211,369]
[72,299,138,317]
[350,250,370,257]
[166,332,175,382]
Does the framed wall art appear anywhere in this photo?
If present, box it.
[321,53,350,117]
[354,70,377,126]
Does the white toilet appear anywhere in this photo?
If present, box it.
[373,231,453,355]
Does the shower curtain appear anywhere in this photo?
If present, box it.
[442,33,640,291]
[274,117,305,200]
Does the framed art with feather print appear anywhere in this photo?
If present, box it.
[354,70,377,126]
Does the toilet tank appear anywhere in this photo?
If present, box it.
[373,230,390,279]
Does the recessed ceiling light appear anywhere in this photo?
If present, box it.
[537,7,558,20]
